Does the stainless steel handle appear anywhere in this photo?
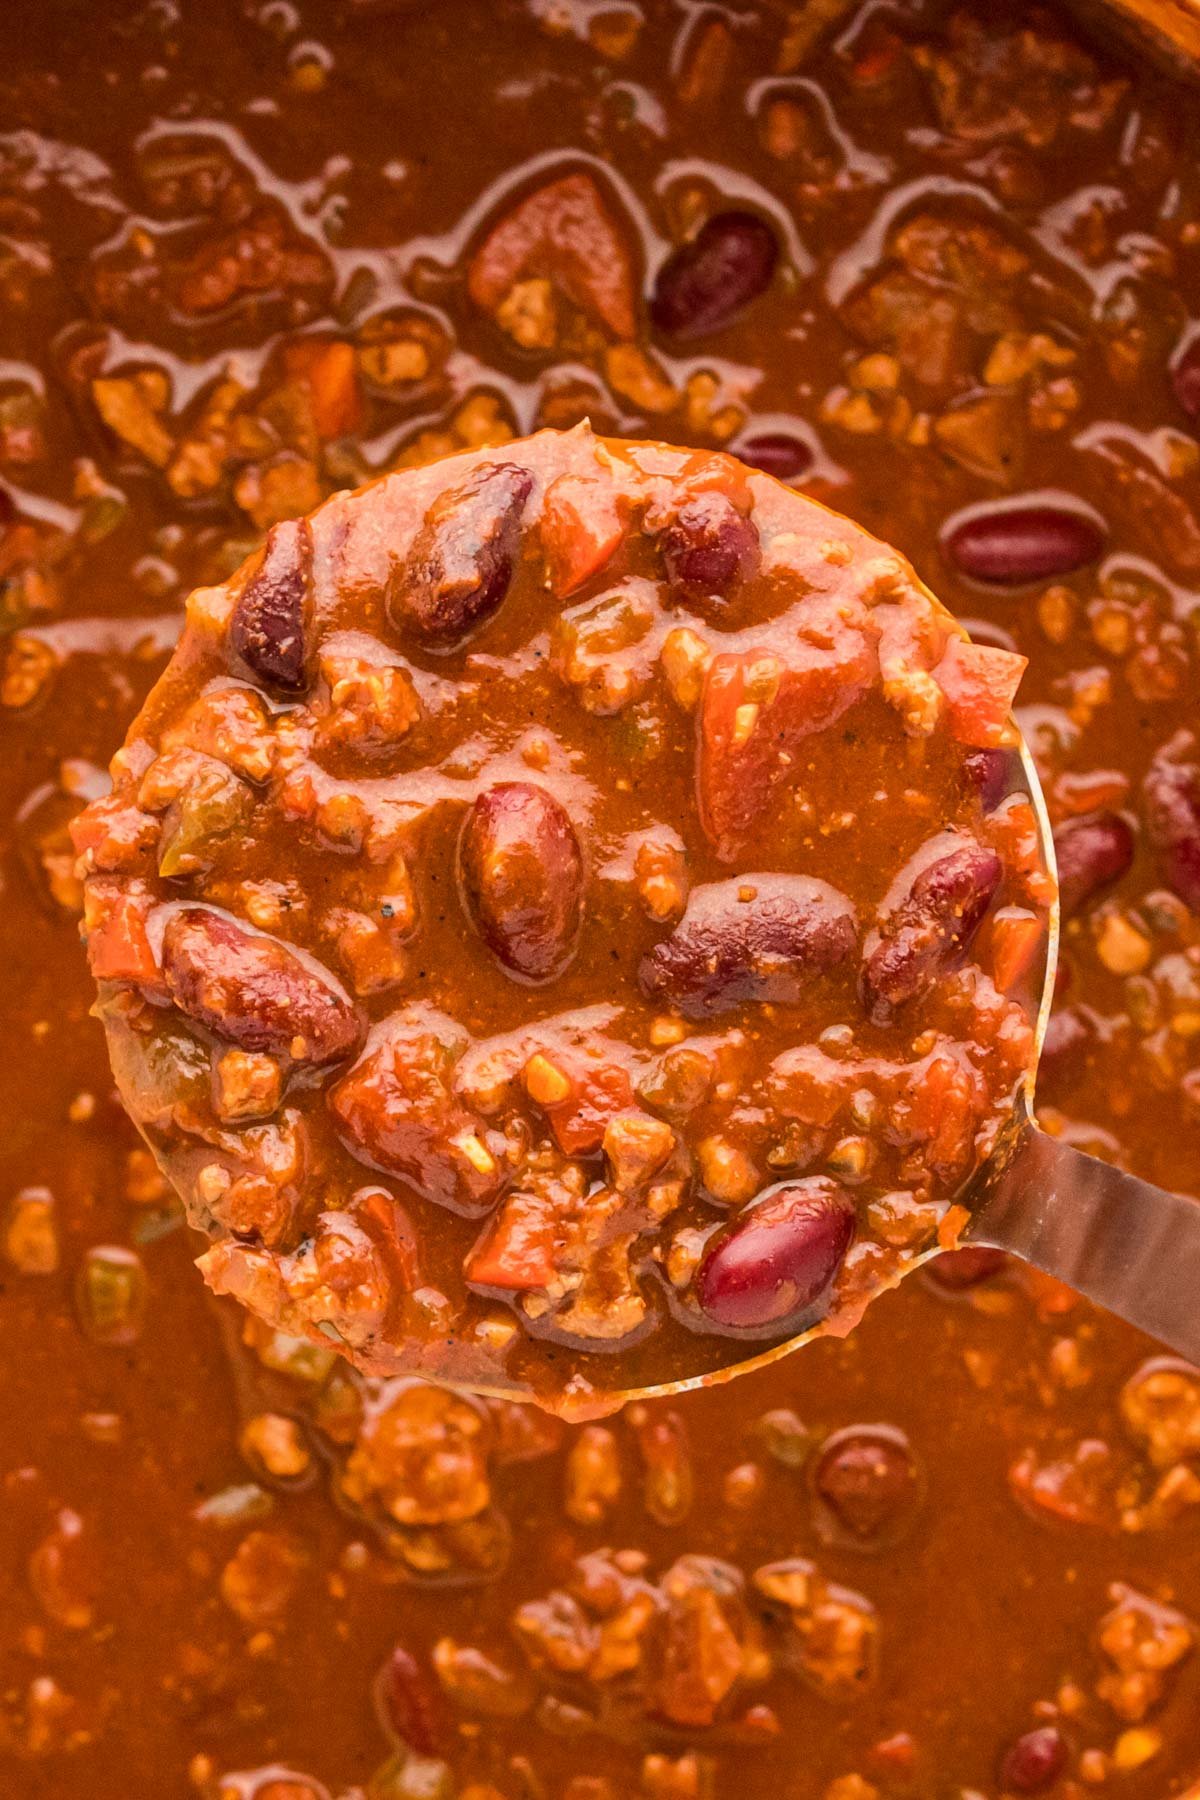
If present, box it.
[966,1120,1200,1362]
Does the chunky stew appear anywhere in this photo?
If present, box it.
[74,425,1048,1408]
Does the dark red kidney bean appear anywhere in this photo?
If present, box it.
[926,1245,1008,1289]
[1053,810,1134,917]
[639,875,857,1020]
[657,492,760,613]
[811,1425,923,1548]
[1142,731,1200,912]
[734,431,813,483]
[944,502,1104,585]
[395,462,533,647]
[1172,335,1200,423]
[1000,1727,1067,1795]
[230,517,313,695]
[377,1644,441,1755]
[162,907,362,1063]
[697,1179,855,1331]
[861,842,1002,1022]
[1039,1004,1092,1076]
[459,782,584,982]
[650,211,779,341]
[962,747,1011,812]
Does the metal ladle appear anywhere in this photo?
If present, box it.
[953,736,1200,1361]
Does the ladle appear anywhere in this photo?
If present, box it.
[956,736,1200,1363]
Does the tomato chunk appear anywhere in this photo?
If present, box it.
[466,1194,558,1290]
[540,473,627,596]
[933,636,1027,748]
[989,906,1043,993]
[698,613,874,857]
[82,881,161,988]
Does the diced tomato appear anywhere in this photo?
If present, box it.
[989,796,1057,909]
[933,636,1027,749]
[988,906,1044,993]
[283,338,364,440]
[908,1051,979,1175]
[465,1194,558,1291]
[545,1060,635,1155]
[467,172,637,340]
[698,613,874,857]
[540,473,627,595]
[69,792,157,871]
[82,882,161,987]
[670,451,754,515]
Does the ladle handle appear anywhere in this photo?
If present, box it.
[967,1123,1200,1363]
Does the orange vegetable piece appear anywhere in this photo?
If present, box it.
[544,1060,635,1155]
[466,1194,558,1290]
[989,906,1043,993]
[467,172,638,340]
[933,636,1027,748]
[540,473,628,595]
[83,882,160,987]
[283,338,364,440]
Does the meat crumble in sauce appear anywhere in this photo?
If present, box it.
[0,0,1199,1797]
[72,426,1049,1411]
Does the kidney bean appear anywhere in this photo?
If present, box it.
[657,492,760,613]
[639,875,857,1020]
[1000,1727,1067,1794]
[811,1425,923,1548]
[650,210,779,341]
[377,1644,442,1755]
[459,782,584,981]
[696,1178,855,1330]
[1172,334,1200,423]
[926,1245,1007,1289]
[395,462,533,647]
[861,841,1001,1022]
[162,907,362,1063]
[962,747,1011,812]
[734,431,813,483]
[1052,810,1134,917]
[1142,731,1200,912]
[943,501,1104,585]
[230,518,313,695]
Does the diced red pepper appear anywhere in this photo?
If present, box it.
[699,615,874,857]
[988,906,1043,993]
[82,882,161,988]
[465,1194,558,1290]
[350,1186,420,1294]
[545,1061,635,1155]
[933,636,1027,749]
[282,338,364,439]
[540,473,627,596]
[69,792,157,871]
